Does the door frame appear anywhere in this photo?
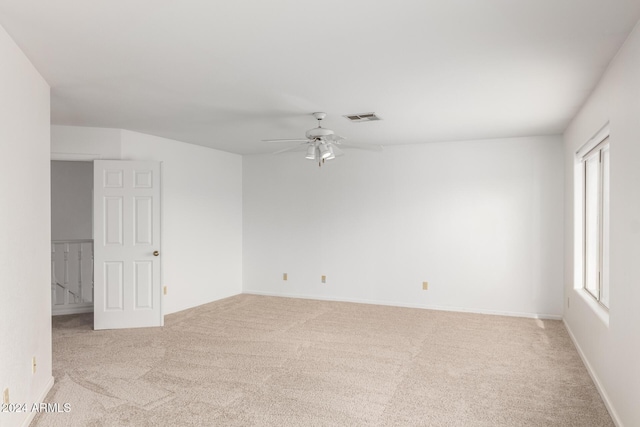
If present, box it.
[51,152,104,161]
[50,153,102,316]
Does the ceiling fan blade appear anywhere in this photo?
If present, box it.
[338,142,383,151]
[326,134,346,142]
[272,143,308,155]
[262,138,309,143]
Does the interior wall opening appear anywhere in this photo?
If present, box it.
[50,160,94,315]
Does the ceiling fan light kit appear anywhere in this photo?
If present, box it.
[319,143,331,159]
[305,145,316,160]
[263,112,383,167]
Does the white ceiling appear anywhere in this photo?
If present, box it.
[1,1,639,154]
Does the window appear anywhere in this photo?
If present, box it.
[580,135,610,308]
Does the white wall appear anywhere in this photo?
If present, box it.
[51,126,243,315]
[243,135,564,318]
[0,24,53,427]
[563,22,640,427]
[121,130,243,314]
[51,161,93,240]
[51,125,121,160]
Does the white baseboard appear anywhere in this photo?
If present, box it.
[242,290,562,320]
[21,376,54,427]
[52,305,93,316]
[563,320,622,427]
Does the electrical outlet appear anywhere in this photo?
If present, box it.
[567,297,570,308]
[163,286,167,295]
[422,281,429,290]
[32,356,37,374]
[321,275,326,283]
[3,388,9,405]
[283,273,288,281]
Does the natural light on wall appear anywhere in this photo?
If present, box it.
[574,123,610,320]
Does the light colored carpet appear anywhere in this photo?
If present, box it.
[33,294,613,426]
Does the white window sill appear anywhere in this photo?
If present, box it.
[574,288,610,327]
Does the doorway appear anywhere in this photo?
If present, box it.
[50,160,94,315]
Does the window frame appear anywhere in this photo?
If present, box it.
[578,133,610,310]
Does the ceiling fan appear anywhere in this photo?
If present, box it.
[262,112,383,166]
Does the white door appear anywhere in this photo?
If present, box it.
[93,160,162,330]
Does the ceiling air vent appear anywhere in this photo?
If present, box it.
[343,112,381,122]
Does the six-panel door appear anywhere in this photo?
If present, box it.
[93,160,162,330]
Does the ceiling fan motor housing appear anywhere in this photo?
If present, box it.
[306,127,334,139]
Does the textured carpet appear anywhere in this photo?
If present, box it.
[33,294,613,426]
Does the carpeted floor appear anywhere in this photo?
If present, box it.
[33,294,613,426]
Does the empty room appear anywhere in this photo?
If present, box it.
[1,1,640,426]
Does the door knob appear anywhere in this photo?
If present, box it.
[153,251,159,256]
